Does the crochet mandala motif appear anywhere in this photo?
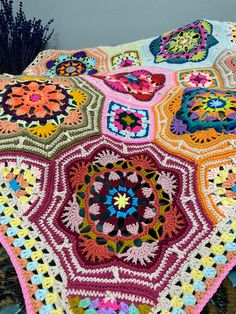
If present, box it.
[0,19,236,314]
[149,20,219,64]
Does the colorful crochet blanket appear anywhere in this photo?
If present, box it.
[0,19,236,314]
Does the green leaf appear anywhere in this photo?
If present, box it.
[201,20,212,34]
[190,50,207,62]
[155,55,166,63]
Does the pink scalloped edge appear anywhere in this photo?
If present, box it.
[193,255,236,314]
[0,233,33,314]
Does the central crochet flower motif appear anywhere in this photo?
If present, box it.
[149,20,218,64]
[113,109,144,134]
[62,150,185,266]
[187,72,212,88]
[113,192,130,210]
[0,78,86,138]
[56,60,87,76]
[111,51,141,70]
[46,51,98,76]
[2,81,68,122]
[171,88,236,135]
[88,168,160,238]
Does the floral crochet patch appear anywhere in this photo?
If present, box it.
[46,51,98,76]
[149,20,219,64]
[176,68,222,88]
[215,50,236,89]
[170,88,236,135]
[111,51,141,70]
[0,76,104,158]
[103,100,153,141]
[95,69,166,101]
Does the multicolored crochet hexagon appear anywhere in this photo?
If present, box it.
[0,18,236,314]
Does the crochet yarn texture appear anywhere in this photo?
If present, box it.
[0,19,236,314]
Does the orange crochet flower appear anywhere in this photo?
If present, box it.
[0,79,87,138]
[4,81,67,121]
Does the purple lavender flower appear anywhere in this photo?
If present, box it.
[0,0,54,74]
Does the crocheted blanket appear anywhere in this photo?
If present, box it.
[0,19,236,314]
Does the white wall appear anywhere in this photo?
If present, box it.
[19,0,236,49]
